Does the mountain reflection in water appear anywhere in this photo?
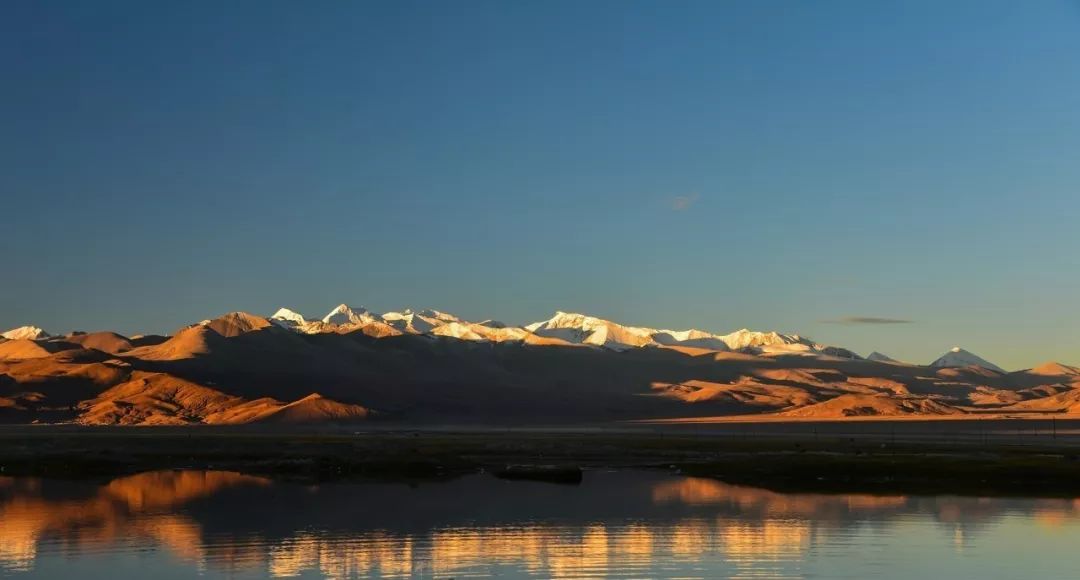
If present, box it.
[2,470,1080,578]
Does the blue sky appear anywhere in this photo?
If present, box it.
[3,1,1080,369]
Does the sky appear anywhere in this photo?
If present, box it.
[3,0,1080,369]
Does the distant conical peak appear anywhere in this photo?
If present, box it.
[867,351,900,363]
[930,346,1006,373]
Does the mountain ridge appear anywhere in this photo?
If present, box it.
[4,305,1061,426]
[4,306,1014,371]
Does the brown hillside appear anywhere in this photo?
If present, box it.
[252,393,370,424]
[0,339,54,360]
[1003,388,1080,414]
[78,372,247,425]
[126,326,220,361]
[1029,362,1080,377]
[778,394,964,418]
[652,379,818,410]
[205,312,272,337]
[77,371,371,426]
[65,331,134,354]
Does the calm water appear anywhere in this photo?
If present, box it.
[2,470,1079,579]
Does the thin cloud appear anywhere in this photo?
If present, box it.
[671,192,700,211]
[820,316,913,325]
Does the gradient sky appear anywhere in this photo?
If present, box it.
[4,1,1080,369]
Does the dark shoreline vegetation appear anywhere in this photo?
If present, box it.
[6,422,1080,497]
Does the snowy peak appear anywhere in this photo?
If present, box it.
[930,347,1006,373]
[1,325,50,341]
[525,311,658,350]
[416,309,460,323]
[718,328,810,351]
[322,304,377,326]
[270,308,309,326]
[651,328,730,351]
[382,309,444,334]
[525,311,586,333]
[249,303,858,359]
[523,312,835,355]
[431,321,485,341]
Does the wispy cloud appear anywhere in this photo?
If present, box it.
[819,316,913,325]
[671,192,700,211]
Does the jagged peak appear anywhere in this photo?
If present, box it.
[383,308,461,323]
[417,308,460,322]
[322,304,376,325]
[271,308,308,323]
[329,303,370,314]
[125,305,857,358]
[522,312,831,353]
[1,325,50,341]
[549,311,589,323]
[718,328,808,350]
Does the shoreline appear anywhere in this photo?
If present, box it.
[633,412,1080,423]
[4,425,1080,497]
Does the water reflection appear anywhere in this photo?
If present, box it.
[2,471,1080,578]
[0,472,269,572]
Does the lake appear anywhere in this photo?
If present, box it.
[2,469,1078,578]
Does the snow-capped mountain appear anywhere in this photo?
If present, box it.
[417,309,460,323]
[1,325,50,341]
[717,328,811,351]
[13,303,1027,373]
[382,309,442,334]
[814,345,864,360]
[525,311,659,350]
[270,308,310,329]
[259,304,858,359]
[651,328,731,350]
[521,312,852,356]
[430,321,485,341]
[930,347,1006,373]
[322,304,378,327]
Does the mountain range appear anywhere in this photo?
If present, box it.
[2,304,1079,426]
[262,305,861,355]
